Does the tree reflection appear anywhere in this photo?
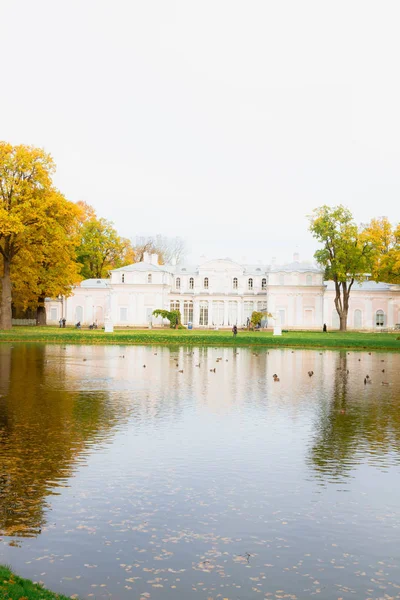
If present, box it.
[0,344,121,537]
[309,351,400,482]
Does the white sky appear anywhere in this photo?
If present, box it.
[1,1,399,264]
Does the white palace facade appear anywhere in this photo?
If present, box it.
[46,252,400,330]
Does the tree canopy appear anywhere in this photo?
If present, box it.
[309,205,372,331]
[76,209,133,279]
[0,143,74,329]
[361,217,400,284]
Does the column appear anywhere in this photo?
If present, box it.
[208,299,213,328]
[193,299,200,327]
[295,293,303,327]
[315,293,323,328]
[387,298,394,327]
[365,297,373,329]
[224,300,229,326]
[111,291,118,323]
[288,294,295,326]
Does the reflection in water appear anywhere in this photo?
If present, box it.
[0,344,400,600]
[0,345,128,537]
[309,350,400,480]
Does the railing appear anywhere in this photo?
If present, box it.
[12,319,37,326]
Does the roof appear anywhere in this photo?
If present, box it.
[324,280,393,291]
[111,262,172,273]
[79,279,110,288]
[270,261,322,273]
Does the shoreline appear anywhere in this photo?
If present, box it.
[0,564,72,600]
[0,327,399,351]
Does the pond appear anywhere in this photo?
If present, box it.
[1,343,400,599]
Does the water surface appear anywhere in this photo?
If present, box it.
[1,344,400,599]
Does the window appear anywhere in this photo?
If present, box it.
[228,301,238,325]
[204,277,209,289]
[189,277,194,289]
[121,274,125,283]
[120,307,128,321]
[212,301,224,326]
[75,306,83,322]
[183,300,193,325]
[170,301,180,312]
[248,278,253,290]
[50,307,58,321]
[199,301,208,326]
[175,277,181,290]
[261,278,266,290]
[306,275,312,285]
[376,310,385,327]
[279,274,285,286]
[354,309,362,328]
[233,277,238,289]
[257,301,267,312]
[148,274,152,284]
[244,301,254,323]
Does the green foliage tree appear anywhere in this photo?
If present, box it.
[250,310,271,327]
[309,205,372,331]
[76,210,133,279]
[152,308,182,328]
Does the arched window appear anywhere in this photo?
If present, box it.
[75,306,83,322]
[354,309,362,328]
[183,300,193,325]
[121,274,125,283]
[376,310,385,327]
[204,277,209,289]
[306,274,312,285]
[261,278,267,290]
[199,301,208,325]
[248,278,253,290]
[175,277,181,290]
[147,274,152,284]
[189,277,194,289]
[233,277,238,289]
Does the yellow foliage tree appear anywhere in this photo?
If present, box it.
[0,142,81,329]
[11,192,83,324]
[361,217,400,284]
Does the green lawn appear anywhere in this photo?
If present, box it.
[0,565,72,600]
[0,326,399,350]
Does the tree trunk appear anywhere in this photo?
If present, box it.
[339,312,347,331]
[0,259,12,330]
[36,296,47,326]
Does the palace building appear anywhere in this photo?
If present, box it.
[45,253,400,330]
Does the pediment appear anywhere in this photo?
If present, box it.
[198,259,244,272]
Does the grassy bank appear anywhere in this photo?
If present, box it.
[0,326,399,350]
[0,565,71,600]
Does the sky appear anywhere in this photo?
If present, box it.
[1,1,399,265]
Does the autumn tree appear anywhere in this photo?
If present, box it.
[309,205,372,331]
[76,213,133,279]
[0,142,60,330]
[361,217,400,284]
[11,192,83,324]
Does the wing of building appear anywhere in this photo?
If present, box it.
[46,252,400,330]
